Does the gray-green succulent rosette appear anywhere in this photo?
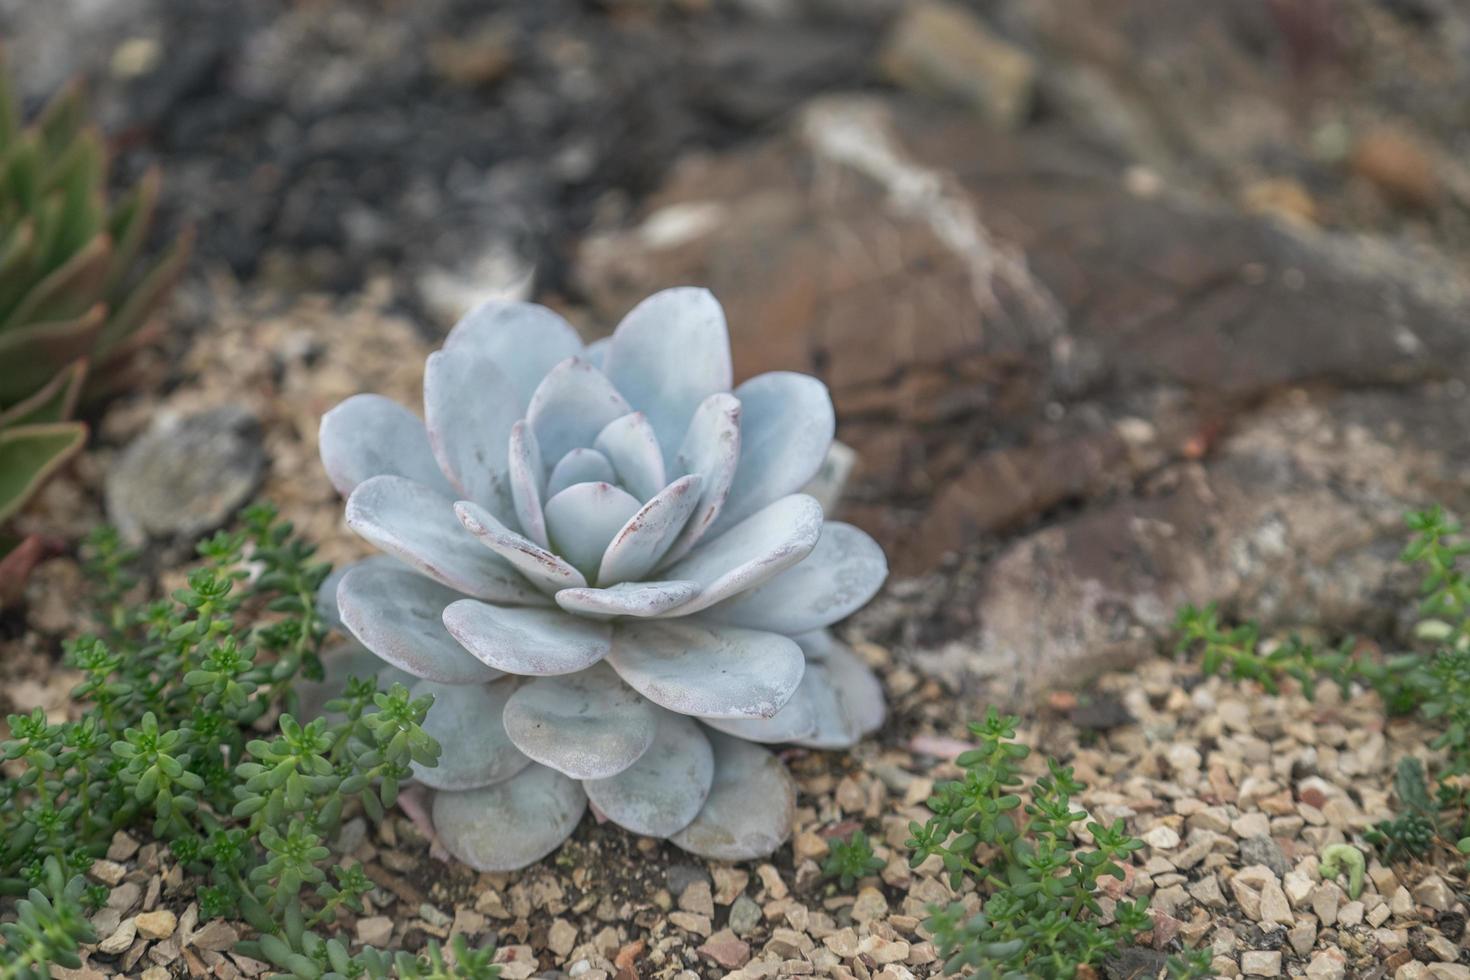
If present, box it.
[317,288,887,870]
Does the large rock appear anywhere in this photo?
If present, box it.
[577,94,1470,574]
[105,405,266,543]
[962,384,1470,696]
[575,92,1470,696]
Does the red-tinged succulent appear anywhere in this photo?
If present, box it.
[0,49,192,583]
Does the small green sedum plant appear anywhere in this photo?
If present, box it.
[0,858,97,980]
[904,709,1212,979]
[0,505,498,978]
[822,829,885,889]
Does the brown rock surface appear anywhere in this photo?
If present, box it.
[578,93,1470,694]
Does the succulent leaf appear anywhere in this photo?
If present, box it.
[0,359,86,428]
[669,730,796,861]
[607,621,805,719]
[5,234,110,328]
[442,600,611,676]
[443,299,583,410]
[661,391,741,564]
[335,560,504,685]
[0,304,104,406]
[409,679,531,791]
[602,287,733,468]
[657,493,824,614]
[542,481,641,582]
[454,499,587,594]
[710,372,835,535]
[103,166,160,294]
[0,421,86,523]
[507,419,548,548]
[501,663,658,779]
[546,447,617,499]
[593,412,665,501]
[424,347,520,519]
[700,521,888,634]
[345,475,545,603]
[597,474,702,585]
[554,579,700,619]
[526,357,631,464]
[319,393,453,498]
[91,224,194,359]
[791,631,887,750]
[583,712,714,838]
[431,764,587,872]
[704,684,818,744]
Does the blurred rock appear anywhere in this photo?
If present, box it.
[970,384,1470,696]
[1350,126,1440,210]
[428,23,517,88]
[578,94,1470,579]
[105,406,266,542]
[877,0,1036,127]
[576,89,1470,696]
[1242,177,1319,226]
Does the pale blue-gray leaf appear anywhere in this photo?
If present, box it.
[454,499,587,595]
[527,357,632,465]
[593,412,666,502]
[433,764,586,871]
[598,475,702,586]
[316,555,402,633]
[335,560,501,684]
[410,679,531,790]
[442,300,584,410]
[502,662,658,779]
[703,683,817,743]
[508,420,548,548]
[659,392,741,565]
[546,448,617,499]
[791,631,886,749]
[442,600,611,675]
[344,476,546,604]
[554,580,701,619]
[583,336,610,370]
[657,493,823,615]
[543,481,642,583]
[669,730,795,861]
[319,394,452,498]
[584,712,713,839]
[710,372,834,535]
[423,349,520,520]
[602,287,733,470]
[700,522,887,634]
[607,621,804,719]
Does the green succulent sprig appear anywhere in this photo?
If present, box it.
[0,504,490,978]
[0,858,97,980]
[904,708,1212,979]
[822,830,885,890]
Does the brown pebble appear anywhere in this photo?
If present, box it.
[1351,126,1439,209]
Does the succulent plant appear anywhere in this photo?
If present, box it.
[0,50,193,531]
[318,288,888,869]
